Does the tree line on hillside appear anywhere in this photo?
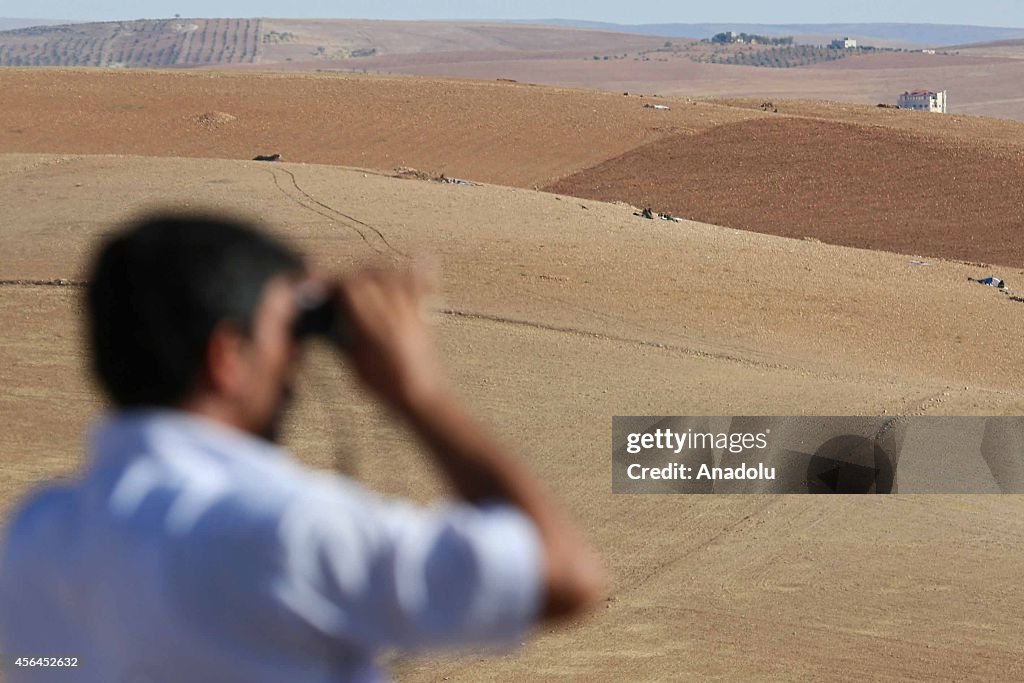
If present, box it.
[707,44,846,67]
[708,32,794,46]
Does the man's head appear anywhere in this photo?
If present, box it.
[86,212,306,441]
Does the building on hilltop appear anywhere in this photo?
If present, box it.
[898,90,948,113]
[830,37,857,49]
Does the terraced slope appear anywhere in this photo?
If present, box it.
[0,18,261,67]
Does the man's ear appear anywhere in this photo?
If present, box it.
[204,321,247,398]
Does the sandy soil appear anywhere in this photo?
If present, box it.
[3,153,1024,680]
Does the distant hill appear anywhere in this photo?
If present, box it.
[942,37,1024,57]
[5,18,1024,67]
[0,18,674,68]
[526,20,1024,47]
[0,18,261,67]
[0,18,69,31]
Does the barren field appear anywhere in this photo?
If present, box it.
[546,116,1024,267]
[947,38,1024,59]
[3,153,1024,680]
[357,48,1024,120]
[0,68,757,188]
[8,18,1024,120]
[4,68,1024,680]
[258,19,674,64]
[217,20,1024,121]
[4,69,1024,268]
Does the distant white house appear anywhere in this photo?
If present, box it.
[830,37,857,49]
[898,90,948,113]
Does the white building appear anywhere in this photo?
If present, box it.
[898,89,948,113]
[830,37,857,49]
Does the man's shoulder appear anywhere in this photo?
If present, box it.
[88,411,317,528]
[0,482,77,573]
[4,482,76,537]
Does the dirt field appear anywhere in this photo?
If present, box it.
[0,68,759,188]
[277,41,1024,121]
[3,153,1024,680]
[205,19,1024,121]
[546,116,1024,267]
[5,69,1024,268]
[8,18,1024,120]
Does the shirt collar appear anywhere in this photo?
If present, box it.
[88,409,290,469]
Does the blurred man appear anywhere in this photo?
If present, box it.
[0,213,604,682]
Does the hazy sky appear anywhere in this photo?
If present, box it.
[9,0,1024,27]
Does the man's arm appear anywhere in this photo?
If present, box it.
[334,267,606,620]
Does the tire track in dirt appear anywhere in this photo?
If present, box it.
[439,307,801,372]
[275,167,407,258]
[429,497,783,682]
[263,167,395,257]
[518,286,820,374]
[618,497,784,597]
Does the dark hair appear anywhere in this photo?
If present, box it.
[86,212,303,407]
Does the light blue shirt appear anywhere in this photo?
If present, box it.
[0,411,542,682]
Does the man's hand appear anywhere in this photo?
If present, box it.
[331,264,606,622]
[333,266,447,412]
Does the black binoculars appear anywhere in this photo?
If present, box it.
[291,288,353,350]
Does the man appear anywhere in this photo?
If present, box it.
[0,213,604,682]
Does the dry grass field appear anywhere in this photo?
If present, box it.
[4,68,1024,680]
[3,153,1024,681]
[947,38,1024,59]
